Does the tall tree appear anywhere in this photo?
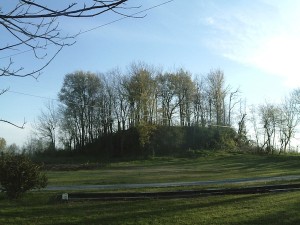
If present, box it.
[109,69,130,131]
[278,90,300,153]
[157,72,178,126]
[249,105,260,149]
[100,73,117,135]
[58,71,102,149]
[259,103,280,154]
[206,69,228,125]
[33,101,59,151]
[193,77,208,127]
[227,87,241,126]
[124,62,157,126]
[173,69,195,126]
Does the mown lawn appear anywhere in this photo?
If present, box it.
[1,191,300,225]
[46,151,300,186]
[2,151,300,225]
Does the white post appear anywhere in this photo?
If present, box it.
[62,193,69,201]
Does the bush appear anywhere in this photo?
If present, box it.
[151,126,237,156]
[0,153,48,199]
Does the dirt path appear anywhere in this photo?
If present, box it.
[62,183,300,201]
[45,175,300,191]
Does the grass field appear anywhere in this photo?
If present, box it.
[1,191,300,225]
[2,151,300,225]
[47,151,300,186]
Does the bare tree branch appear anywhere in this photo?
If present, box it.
[0,0,136,128]
[0,88,9,96]
[0,0,134,78]
[1,1,132,19]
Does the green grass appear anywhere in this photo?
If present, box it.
[2,191,300,224]
[3,151,300,224]
[46,151,300,186]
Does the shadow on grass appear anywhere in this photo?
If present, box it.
[46,153,300,187]
[2,191,300,225]
[232,192,300,225]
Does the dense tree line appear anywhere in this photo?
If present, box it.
[25,62,300,157]
[32,63,240,153]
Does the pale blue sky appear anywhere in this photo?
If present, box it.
[1,0,299,145]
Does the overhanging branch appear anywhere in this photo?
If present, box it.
[0,0,134,78]
[0,119,26,129]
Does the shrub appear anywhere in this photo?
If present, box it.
[0,153,48,199]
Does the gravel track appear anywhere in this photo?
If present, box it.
[45,175,300,191]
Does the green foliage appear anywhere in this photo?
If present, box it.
[0,137,6,153]
[151,126,237,156]
[44,125,238,159]
[151,126,185,155]
[0,153,48,199]
[58,71,104,149]
[137,122,157,148]
[215,127,237,149]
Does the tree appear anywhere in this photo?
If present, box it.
[193,77,208,127]
[259,103,280,154]
[33,101,59,151]
[100,73,117,135]
[6,143,20,154]
[0,153,47,199]
[157,72,179,126]
[206,69,228,126]
[1,0,135,128]
[0,137,6,152]
[124,62,158,126]
[278,90,300,153]
[59,71,103,149]
[237,113,247,147]
[21,135,47,154]
[227,87,241,126]
[173,69,195,126]
[157,69,195,126]
[235,99,248,147]
[109,68,130,131]
[249,105,260,150]
[136,121,157,156]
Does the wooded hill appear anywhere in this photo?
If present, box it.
[84,126,237,158]
[31,62,244,157]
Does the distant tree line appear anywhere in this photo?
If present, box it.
[23,62,241,157]
[248,89,300,154]
[18,62,300,157]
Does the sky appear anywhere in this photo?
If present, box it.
[1,0,300,146]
